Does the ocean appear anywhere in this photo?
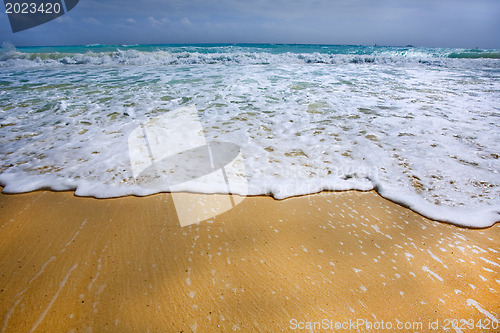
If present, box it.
[0,43,499,227]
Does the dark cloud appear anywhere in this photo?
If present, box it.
[1,0,499,47]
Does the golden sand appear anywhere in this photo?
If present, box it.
[0,189,498,332]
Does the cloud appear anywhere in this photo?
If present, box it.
[114,17,137,27]
[83,17,101,26]
[55,16,73,24]
[181,17,192,27]
[148,16,170,27]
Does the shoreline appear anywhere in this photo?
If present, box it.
[1,186,498,229]
[0,189,499,332]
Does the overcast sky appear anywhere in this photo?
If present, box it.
[1,0,499,48]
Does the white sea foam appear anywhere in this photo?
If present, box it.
[0,45,499,228]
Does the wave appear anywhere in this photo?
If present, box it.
[1,44,499,68]
[1,42,499,228]
[448,51,500,59]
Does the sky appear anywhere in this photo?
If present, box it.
[1,0,499,48]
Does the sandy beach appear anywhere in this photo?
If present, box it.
[0,188,498,332]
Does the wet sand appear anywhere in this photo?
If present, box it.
[0,189,498,332]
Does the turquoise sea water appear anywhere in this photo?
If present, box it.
[0,43,499,227]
